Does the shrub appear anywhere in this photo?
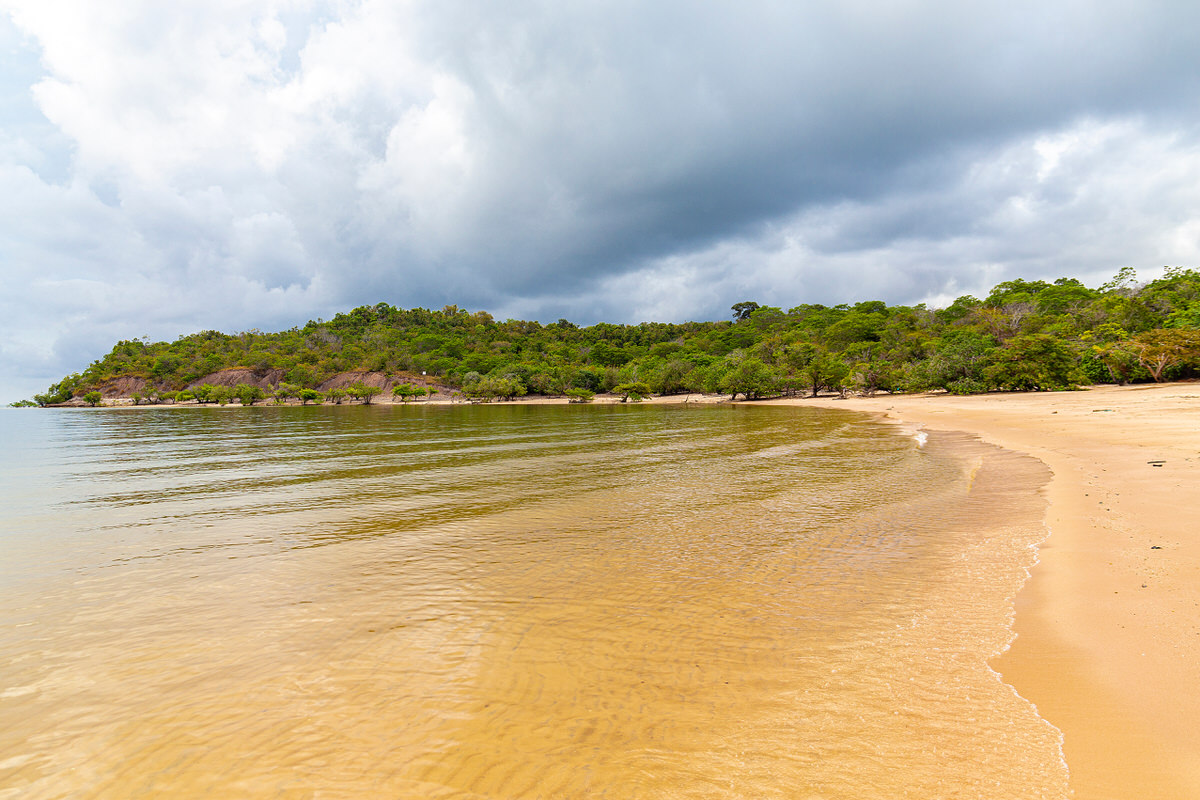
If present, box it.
[235,384,266,406]
[392,383,420,402]
[612,382,652,402]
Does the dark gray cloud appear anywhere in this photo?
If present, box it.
[3,0,1200,400]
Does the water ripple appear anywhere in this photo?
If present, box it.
[0,405,1067,798]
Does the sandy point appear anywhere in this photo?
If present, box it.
[767,383,1200,800]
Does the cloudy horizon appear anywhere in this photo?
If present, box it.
[4,1,1200,401]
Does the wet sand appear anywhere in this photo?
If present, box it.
[770,383,1200,800]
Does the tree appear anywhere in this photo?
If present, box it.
[731,301,761,322]
[785,343,849,397]
[653,359,697,395]
[589,341,627,367]
[1165,301,1200,330]
[298,388,324,404]
[1100,266,1139,294]
[934,295,982,325]
[983,334,1078,390]
[1129,329,1200,381]
[347,381,382,404]
[529,370,565,395]
[191,384,216,404]
[1089,340,1139,384]
[462,377,489,401]
[211,385,233,405]
[83,391,103,407]
[392,383,420,403]
[235,384,266,406]
[326,387,348,404]
[273,383,298,404]
[748,306,786,333]
[468,374,525,401]
[716,357,779,400]
[846,354,897,396]
[824,309,886,347]
[924,330,998,393]
[612,381,652,402]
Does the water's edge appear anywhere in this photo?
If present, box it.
[1,404,1071,798]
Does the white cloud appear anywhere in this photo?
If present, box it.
[582,119,1200,323]
[3,1,1200,399]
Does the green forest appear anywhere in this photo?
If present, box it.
[29,267,1200,406]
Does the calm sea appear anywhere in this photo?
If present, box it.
[0,404,1067,798]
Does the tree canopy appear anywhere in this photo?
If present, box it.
[32,269,1200,406]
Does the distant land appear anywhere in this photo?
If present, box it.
[21,268,1200,407]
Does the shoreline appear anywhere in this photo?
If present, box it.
[767,383,1200,799]
[39,391,736,408]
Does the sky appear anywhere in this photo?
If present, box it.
[3,1,1200,402]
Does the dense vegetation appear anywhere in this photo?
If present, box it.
[31,268,1200,406]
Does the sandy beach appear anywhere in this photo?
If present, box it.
[768,383,1200,800]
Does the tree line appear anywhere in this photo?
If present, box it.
[29,267,1200,406]
[69,381,415,407]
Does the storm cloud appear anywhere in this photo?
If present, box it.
[3,0,1200,399]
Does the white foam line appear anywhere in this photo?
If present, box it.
[990,524,1072,787]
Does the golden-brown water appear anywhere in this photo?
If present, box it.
[0,404,1067,798]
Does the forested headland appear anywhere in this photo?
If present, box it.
[27,267,1200,407]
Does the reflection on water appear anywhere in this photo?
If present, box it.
[0,405,1067,798]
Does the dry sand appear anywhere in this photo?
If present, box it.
[769,383,1200,800]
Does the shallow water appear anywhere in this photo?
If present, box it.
[0,404,1067,798]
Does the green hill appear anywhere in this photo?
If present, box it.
[31,268,1200,406]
